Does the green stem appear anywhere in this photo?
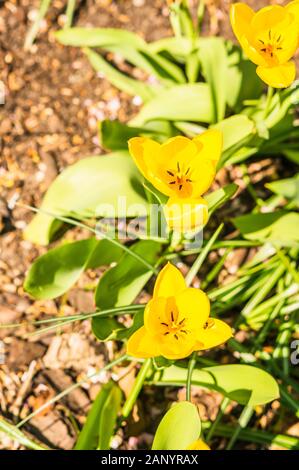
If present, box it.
[122,359,152,419]
[186,352,197,401]
[206,396,230,444]
[0,418,47,450]
[65,0,76,28]
[226,405,254,450]
[264,86,274,118]
[24,0,52,50]
[185,223,224,286]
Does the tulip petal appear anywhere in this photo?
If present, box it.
[159,332,196,360]
[128,137,172,196]
[251,5,291,32]
[256,61,296,88]
[164,197,208,232]
[187,440,211,450]
[230,2,255,45]
[144,297,169,335]
[195,318,232,351]
[175,287,210,330]
[127,326,159,358]
[286,0,299,47]
[153,262,186,299]
[192,129,223,167]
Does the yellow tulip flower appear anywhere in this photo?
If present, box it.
[128,131,222,232]
[187,439,211,450]
[230,3,299,88]
[127,263,232,360]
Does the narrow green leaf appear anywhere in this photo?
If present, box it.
[75,381,122,450]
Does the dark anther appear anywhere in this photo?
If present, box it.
[261,48,266,52]
[186,178,192,183]
[174,334,179,340]
[179,184,182,190]
[181,330,187,334]
[277,47,282,50]
[164,332,169,336]
[177,162,180,172]
[171,311,174,322]
[277,34,281,42]
[259,39,264,44]
[178,318,185,325]
[161,322,168,326]
[169,181,176,184]
[167,170,174,176]
[203,321,209,329]
[185,167,190,175]
[269,29,272,39]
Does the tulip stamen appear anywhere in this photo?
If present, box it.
[166,163,193,193]
[258,30,284,61]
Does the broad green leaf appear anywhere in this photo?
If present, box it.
[56,27,146,48]
[24,152,149,246]
[92,309,144,342]
[152,401,201,450]
[214,115,255,168]
[233,211,286,239]
[93,240,161,342]
[24,238,122,300]
[130,84,213,126]
[154,364,279,406]
[225,42,263,111]
[95,240,161,309]
[266,174,299,206]
[99,120,170,151]
[283,149,299,164]
[148,37,194,59]
[75,381,122,450]
[233,211,299,246]
[83,48,156,102]
[205,183,238,215]
[56,28,185,85]
[198,37,228,122]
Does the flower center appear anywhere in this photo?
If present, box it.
[160,311,189,340]
[259,30,283,61]
[167,162,193,193]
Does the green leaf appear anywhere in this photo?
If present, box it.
[233,211,299,246]
[92,309,144,342]
[283,149,299,165]
[56,28,185,86]
[155,364,279,406]
[75,381,122,450]
[24,238,122,300]
[214,115,255,152]
[198,37,228,122]
[83,47,156,102]
[130,84,213,126]
[233,211,285,238]
[152,401,201,450]
[56,27,146,48]
[95,240,161,309]
[93,240,161,342]
[24,152,149,246]
[214,115,255,168]
[148,37,194,59]
[205,183,238,215]
[99,120,170,151]
[266,174,299,206]
[225,42,263,111]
